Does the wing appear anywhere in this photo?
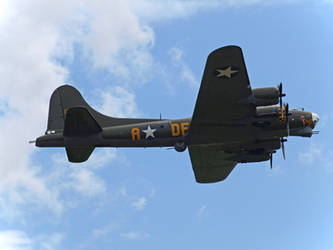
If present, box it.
[189,145,237,183]
[190,46,256,139]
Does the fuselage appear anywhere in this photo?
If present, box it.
[36,106,319,150]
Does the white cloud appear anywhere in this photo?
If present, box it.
[81,1,155,80]
[298,142,323,165]
[49,149,117,198]
[0,230,64,250]
[0,0,70,218]
[131,197,147,211]
[322,0,333,4]
[298,142,333,172]
[92,222,120,238]
[0,0,312,228]
[0,0,13,27]
[149,189,156,197]
[120,231,150,240]
[131,0,302,23]
[97,87,140,118]
[119,186,128,197]
[37,233,64,250]
[0,230,32,250]
[70,169,106,197]
[169,47,199,88]
[197,205,208,220]
[0,0,153,220]
[80,148,118,169]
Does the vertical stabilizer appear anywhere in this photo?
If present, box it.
[46,85,159,134]
[47,85,91,134]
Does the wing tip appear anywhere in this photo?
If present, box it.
[208,45,243,59]
[195,177,227,184]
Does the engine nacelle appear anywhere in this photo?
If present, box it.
[252,87,279,107]
[290,127,313,137]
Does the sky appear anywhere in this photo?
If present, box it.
[0,0,333,249]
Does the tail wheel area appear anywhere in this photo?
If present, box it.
[175,142,187,152]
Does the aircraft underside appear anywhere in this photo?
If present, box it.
[33,45,319,183]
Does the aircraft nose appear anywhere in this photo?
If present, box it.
[312,112,320,127]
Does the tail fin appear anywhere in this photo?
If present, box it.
[46,85,158,134]
[47,85,93,134]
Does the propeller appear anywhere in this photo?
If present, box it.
[269,83,288,168]
[270,144,287,168]
[278,82,286,111]
[281,138,287,160]
[269,151,277,169]
[278,83,290,136]
[285,103,290,136]
[270,153,273,169]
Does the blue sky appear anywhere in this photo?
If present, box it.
[0,0,333,249]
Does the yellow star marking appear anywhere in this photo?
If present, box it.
[216,66,238,78]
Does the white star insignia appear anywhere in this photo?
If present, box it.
[216,66,238,78]
[142,125,156,139]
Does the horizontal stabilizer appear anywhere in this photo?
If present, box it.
[66,146,94,163]
[64,107,102,137]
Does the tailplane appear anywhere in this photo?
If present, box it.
[63,107,101,162]
[65,146,95,163]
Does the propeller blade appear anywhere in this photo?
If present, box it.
[281,139,286,160]
[279,83,283,111]
[285,103,290,136]
[270,153,273,169]
[279,82,286,97]
[278,82,286,112]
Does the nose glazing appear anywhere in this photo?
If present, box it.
[312,113,320,127]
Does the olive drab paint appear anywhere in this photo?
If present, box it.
[34,45,320,183]
[131,122,189,141]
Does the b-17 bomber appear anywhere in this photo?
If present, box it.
[33,46,319,183]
